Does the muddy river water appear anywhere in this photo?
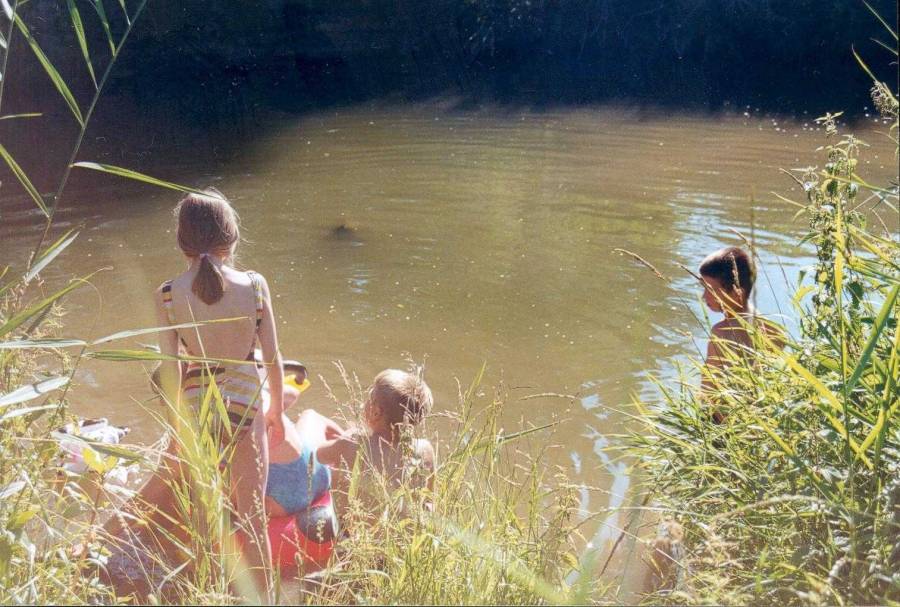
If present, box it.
[2,103,895,592]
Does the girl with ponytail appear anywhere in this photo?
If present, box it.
[154,188,284,600]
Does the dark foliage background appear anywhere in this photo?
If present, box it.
[7,0,899,132]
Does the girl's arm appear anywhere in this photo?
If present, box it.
[257,274,285,445]
[155,285,182,417]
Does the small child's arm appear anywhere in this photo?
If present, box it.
[700,337,724,395]
[316,435,358,469]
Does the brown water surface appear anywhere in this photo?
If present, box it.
[2,104,896,590]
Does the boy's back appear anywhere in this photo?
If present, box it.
[317,369,436,520]
[320,429,435,524]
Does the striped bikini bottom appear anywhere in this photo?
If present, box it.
[182,359,266,434]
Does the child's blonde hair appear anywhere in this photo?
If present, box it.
[368,369,433,429]
[175,187,240,305]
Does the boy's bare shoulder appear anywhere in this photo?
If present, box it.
[710,318,737,337]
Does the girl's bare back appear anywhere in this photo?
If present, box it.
[164,265,259,360]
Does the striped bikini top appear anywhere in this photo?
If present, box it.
[160,271,264,360]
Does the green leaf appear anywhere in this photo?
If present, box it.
[0,404,57,423]
[25,229,79,284]
[0,376,70,407]
[0,142,48,216]
[67,0,97,88]
[6,508,38,533]
[0,112,43,120]
[857,403,896,464]
[62,434,143,463]
[0,338,88,349]
[15,18,84,126]
[846,284,898,394]
[91,0,117,55]
[82,445,119,474]
[72,162,215,195]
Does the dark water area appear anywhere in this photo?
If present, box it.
[4,0,897,146]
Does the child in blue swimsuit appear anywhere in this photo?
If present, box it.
[265,420,332,518]
[265,385,345,518]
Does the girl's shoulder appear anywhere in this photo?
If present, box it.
[242,269,271,291]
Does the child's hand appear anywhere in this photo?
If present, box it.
[267,410,285,446]
[324,418,347,440]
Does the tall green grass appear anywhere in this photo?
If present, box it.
[623,39,899,605]
[2,1,898,605]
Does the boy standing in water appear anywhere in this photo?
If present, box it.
[698,246,776,420]
[699,246,757,362]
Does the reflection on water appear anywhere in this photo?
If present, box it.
[1,103,895,585]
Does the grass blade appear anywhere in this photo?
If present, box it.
[72,162,215,195]
[66,0,97,88]
[782,354,873,469]
[90,317,245,345]
[56,433,144,463]
[0,338,88,349]
[85,349,251,365]
[0,142,48,216]
[24,229,79,284]
[846,284,898,394]
[0,404,57,423]
[862,0,898,41]
[15,18,84,126]
[91,0,116,55]
[0,112,42,120]
[117,0,130,24]
[0,376,69,408]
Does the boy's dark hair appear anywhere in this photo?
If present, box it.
[699,246,756,298]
